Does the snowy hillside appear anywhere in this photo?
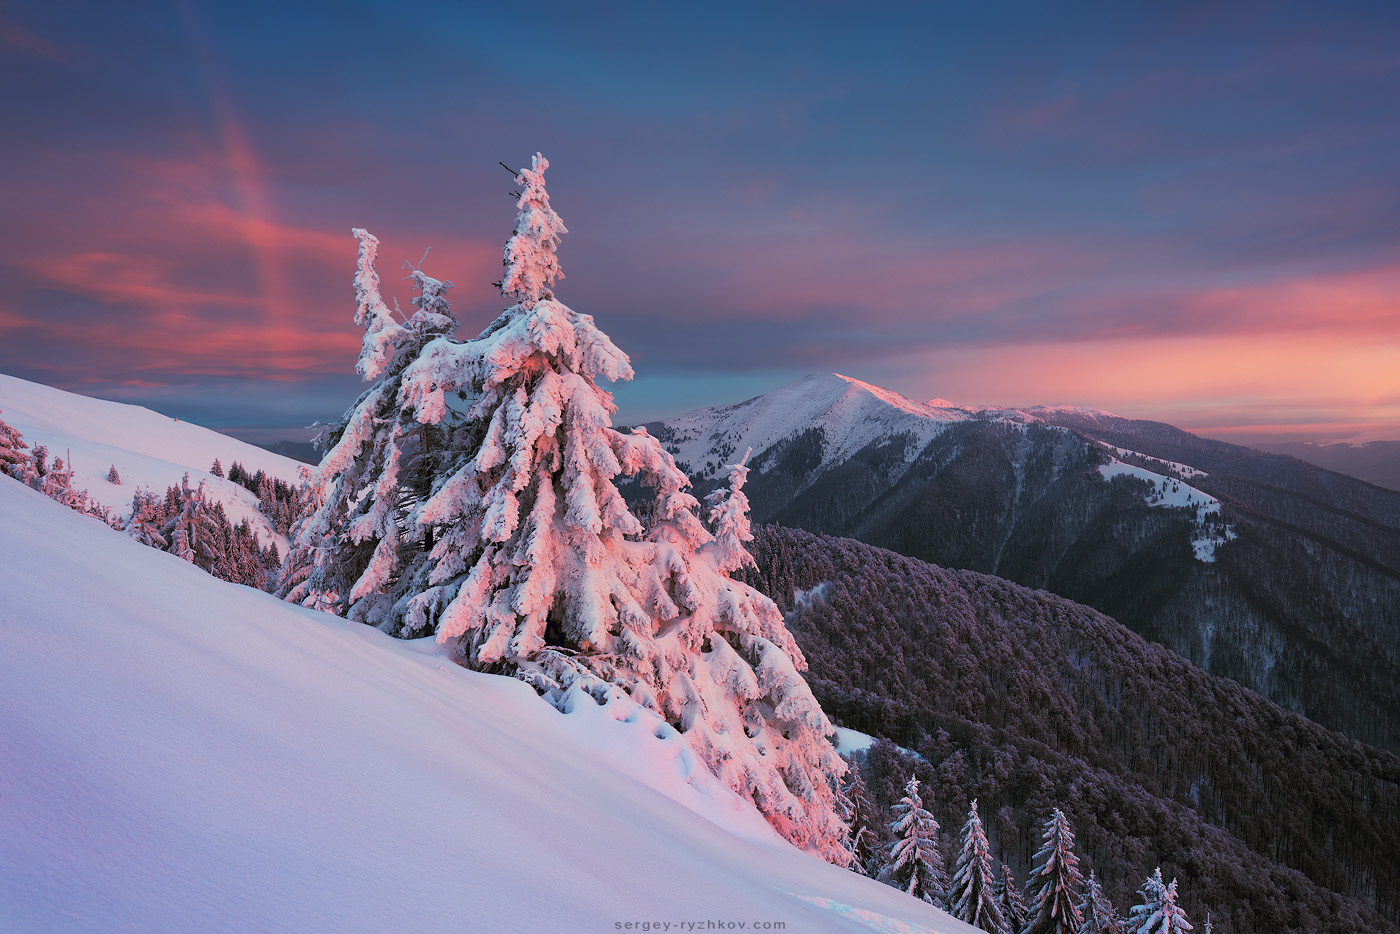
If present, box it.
[0,475,972,934]
[0,374,305,544]
[651,373,970,484]
[1097,459,1235,560]
[649,374,1243,563]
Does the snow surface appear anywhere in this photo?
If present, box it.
[0,373,304,545]
[928,400,1120,425]
[1097,460,1235,561]
[835,727,876,757]
[1105,445,1207,480]
[0,476,975,934]
[657,373,969,483]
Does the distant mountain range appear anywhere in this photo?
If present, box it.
[644,374,1400,753]
[254,439,320,464]
[1253,440,1400,492]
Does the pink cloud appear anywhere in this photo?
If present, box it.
[3,147,502,384]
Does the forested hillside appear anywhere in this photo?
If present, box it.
[651,376,1400,753]
[740,525,1400,934]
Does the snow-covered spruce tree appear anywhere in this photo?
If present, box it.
[840,759,881,875]
[1078,870,1124,934]
[278,228,457,613]
[162,475,226,571]
[41,454,80,508]
[1127,869,1192,934]
[0,409,29,480]
[293,154,848,860]
[124,489,169,549]
[950,800,1007,933]
[107,464,121,484]
[1023,808,1085,934]
[883,776,948,906]
[994,863,1030,934]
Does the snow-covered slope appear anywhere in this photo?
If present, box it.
[649,374,1242,563]
[0,476,970,934]
[0,373,305,543]
[1097,458,1235,560]
[652,373,970,484]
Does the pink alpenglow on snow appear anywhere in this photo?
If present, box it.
[0,477,979,934]
[282,155,851,861]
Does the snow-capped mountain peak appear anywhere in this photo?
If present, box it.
[831,372,962,420]
[648,373,970,485]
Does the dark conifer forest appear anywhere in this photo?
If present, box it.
[740,525,1400,934]
[662,406,1400,755]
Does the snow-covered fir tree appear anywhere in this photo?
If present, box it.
[1078,870,1124,934]
[0,409,29,479]
[839,760,880,875]
[883,776,948,907]
[993,862,1030,934]
[124,489,168,549]
[283,154,849,861]
[41,454,79,508]
[1024,808,1085,934]
[162,475,225,570]
[950,800,1007,932]
[279,227,457,614]
[106,464,121,484]
[1127,869,1192,934]
[210,458,223,478]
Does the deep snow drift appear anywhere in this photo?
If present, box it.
[0,476,971,933]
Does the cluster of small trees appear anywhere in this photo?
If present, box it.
[0,417,119,526]
[846,767,1196,934]
[220,459,306,535]
[125,475,284,588]
[0,409,291,591]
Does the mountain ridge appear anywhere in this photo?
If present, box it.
[645,374,1400,753]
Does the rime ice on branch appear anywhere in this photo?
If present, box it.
[949,800,1006,933]
[279,228,456,614]
[1024,808,1085,934]
[884,776,948,907]
[285,154,849,862]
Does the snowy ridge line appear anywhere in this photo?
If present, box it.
[926,398,1119,425]
[1099,442,1207,480]
[654,373,966,485]
[1096,457,1236,562]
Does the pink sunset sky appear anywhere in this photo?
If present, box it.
[2,2,1397,446]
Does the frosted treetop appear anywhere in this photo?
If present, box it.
[501,153,567,309]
